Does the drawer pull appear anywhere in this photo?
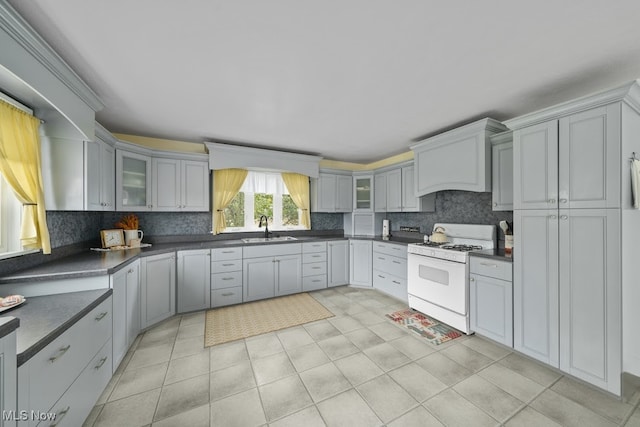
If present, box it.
[222,277,234,281]
[377,256,386,260]
[392,280,401,285]
[222,263,235,266]
[50,406,70,427]
[312,266,321,269]
[221,292,235,297]
[312,255,322,258]
[94,356,108,370]
[392,246,401,250]
[479,262,497,268]
[49,345,71,363]
[377,274,386,279]
[222,250,235,253]
[312,280,322,283]
[392,260,401,264]
[95,311,108,321]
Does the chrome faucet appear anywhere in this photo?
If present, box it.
[258,215,270,238]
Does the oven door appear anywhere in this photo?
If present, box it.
[407,253,468,315]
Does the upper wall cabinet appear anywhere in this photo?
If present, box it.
[310,172,352,213]
[116,142,210,212]
[152,158,210,211]
[512,105,620,210]
[490,131,513,211]
[353,173,373,212]
[410,118,508,196]
[41,122,116,211]
[374,162,435,213]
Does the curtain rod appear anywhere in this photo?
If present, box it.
[0,91,46,123]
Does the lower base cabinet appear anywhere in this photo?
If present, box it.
[0,330,17,427]
[111,260,140,370]
[177,250,211,313]
[140,252,176,329]
[469,256,513,347]
[349,240,372,287]
[17,297,112,427]
[327,240,349,287]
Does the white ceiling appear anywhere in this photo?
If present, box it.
[7,1,640,162]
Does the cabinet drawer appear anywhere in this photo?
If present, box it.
[211,247,242,261]
[42,339,113,427]
[302,241,327,253]
[22,296,112,418]
[211,287,243,308]
[212,259,243,273]
[303,252,327,263]
[211,271,242,290]
[303,261,327,277]
[470,257,512,281]
[372,270,407,302]
[302,274,327,291]
[372,242,407,258]
[372,253,407,278]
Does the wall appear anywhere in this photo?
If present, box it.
[385,190,513,245]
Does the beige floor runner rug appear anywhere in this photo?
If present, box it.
[204,293,334,347]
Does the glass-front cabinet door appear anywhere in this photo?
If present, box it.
[353,174,373,211]
[116,150,152,211]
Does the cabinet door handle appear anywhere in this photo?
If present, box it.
[560,215,568,220]
[50,406,70,427]
[49,345,71,363]
[128,268,134,274]
[493,202,498,207]
[470,277,475,282]
[548,199,556,204]
[95,311,108,321]
[94,356,108,370]
[549,215,557,219]
[560,198,568,203]
[479,262,497,268]
[221,292,235,297]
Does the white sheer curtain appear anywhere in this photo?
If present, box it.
[240,171,289,195]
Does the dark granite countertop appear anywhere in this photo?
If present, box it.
[469,248,513,263]
[0,316,19,340]
[6,289,112,366]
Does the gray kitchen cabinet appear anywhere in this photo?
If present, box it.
[513,121,558,210]
[353,174,373,211]
[41,123,116,211]
[243,244,302,302]
[349,239,372,287]
[513,209,559,367]
[372,241,407,301]
[514,105,619,210]
[302,241,327,291]
[558,209,620,392]
[140,252,176,329]
[85,138,115,211]
[0,328,17,427]
[401,164,436,212]
[152,158,210,212]
[558,105,620,209]
[177,250,211,313]
[491,131,513,211]
[470,257,513,347]
[17,297,112,427]
[410,118,507,196]
[111,260,140,370]
[327,240,349,287]
[310,172,352,213]
[374,173,387,212]
[116,149,153,211]
[211,247,243,308]
[385,168,402,212]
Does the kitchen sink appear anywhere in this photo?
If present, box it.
[241,236,298,243]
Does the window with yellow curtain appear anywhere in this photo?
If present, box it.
[0,98,51,255]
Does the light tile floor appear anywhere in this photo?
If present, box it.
[83,286,640,427]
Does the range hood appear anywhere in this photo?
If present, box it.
[410,118,507,196]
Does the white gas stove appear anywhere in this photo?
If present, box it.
[407,223,496,334]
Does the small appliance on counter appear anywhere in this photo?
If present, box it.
[382,219,390,238]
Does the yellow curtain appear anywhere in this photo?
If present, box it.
[281,172,311,229]
[213,168,248,234]
[0,100,51,254]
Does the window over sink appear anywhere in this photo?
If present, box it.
[223,171,307,232]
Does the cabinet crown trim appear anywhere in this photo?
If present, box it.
[504,80,640,130]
